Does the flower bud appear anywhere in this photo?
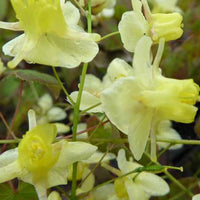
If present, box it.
[150,12,183,43]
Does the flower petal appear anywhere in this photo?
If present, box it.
[0,21,22,31]
[92,184,117,200]
[61,1,80,25]
[77,168,95,194]
[101,77,141,134]
[47,107,67,122]
[35,182,48,200]
[25,32,99,68]
[38,94,53,112]
[48,191,61,200]
[133,36,153,88]
[54,140,97,168]
[2,34,24,57]
[70,91,102,113]
[131,0,143,12]
[4,31,99,68]
[125,179,149,200]
[118,11,149,52]
[46,164,69,188]
[82,151,115,164]
[106,58,134,82]
[0,160,22,183]
[117,149,141,178]
[128,108,154,160]
[135,172,169,196]
[158,102,198,123]
[84,74,103,94]
[156,120,183,150]
[25,124,57,144]
[77,123,88,139]
[0,148,18,167]
[53,123,70,134]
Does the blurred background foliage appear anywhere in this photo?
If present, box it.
[0,0,200,199]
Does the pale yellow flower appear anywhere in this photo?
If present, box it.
[0,0,100,68]
[119,0,183,52]
[101,36,199,160]
[0,110,97,200]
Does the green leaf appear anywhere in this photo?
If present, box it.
[0,182,38,200]
[5,70,61,98]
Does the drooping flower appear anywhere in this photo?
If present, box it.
[0,110,97,200]
[118,0,183,52]
[101,36,199,160]
[100,149,169,200]
[0,0,100,69]
[149,0,182,13]
[34,93,69,134]
[69,58,133,113]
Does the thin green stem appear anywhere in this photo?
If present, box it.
[157,138,200,145]
[71,0,92,199]
[169,182,198,200]
[72,63,88,141]
[0,112,16,139]
[100,31,120,41]
[0,139,20,144]
[52,66,75,105]
[71,63,88,200]
[165,171,193,197]
[157,143,173,158]
[87,0,92,34]
[80,102,101,114]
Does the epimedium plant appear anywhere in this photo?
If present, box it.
[0,0,200,200]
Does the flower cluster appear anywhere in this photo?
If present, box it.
[0,0,199,199]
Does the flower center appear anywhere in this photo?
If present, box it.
[18,124,59,180]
